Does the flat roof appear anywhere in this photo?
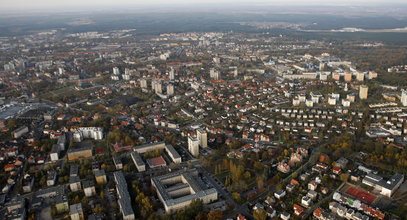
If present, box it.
[151,169,217,208]
[147,156,166,168]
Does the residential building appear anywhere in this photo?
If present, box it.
[70,203,84,220]
[188,136,199,157]
[359,85,368,100]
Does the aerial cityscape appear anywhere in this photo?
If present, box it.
[1,0,407,220]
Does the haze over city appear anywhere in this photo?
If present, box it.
[0,0,407,220]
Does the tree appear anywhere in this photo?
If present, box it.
[243,171,252,180]
[51,206,58,217]
[253,209,267,220]
[207,210,223,220]
[340,173,349,182]
[231,192,243,203]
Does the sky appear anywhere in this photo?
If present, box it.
[3,0,407,10]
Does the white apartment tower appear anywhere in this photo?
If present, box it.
[197,129,207,148]
[188,136,199,157]
[167,84,174,96]
[210,68,220,80]
[152,80,162,94]
[113,67,120,75]
[169,68,175,80]
[401,90,407,106]
[359,85,368,100]
[140,79,148,89]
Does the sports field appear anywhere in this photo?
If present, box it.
[345,186,377,204]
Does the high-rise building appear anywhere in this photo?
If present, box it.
[188,136,199,157]
[332,73,340,81]
[169,68,175,81]
[356,72,365,81]
[210,68,220,80]
[58,67,65,75]
[152,80,162,94]
[140,79,148,88]
[401,90,407,106]
[197,129,207,148]
[113,67,120,75]
[359,85,368,100]
[344,72,352,82]
[167,84,174,96]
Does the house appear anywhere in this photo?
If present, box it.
[300,173,310,181]
[236,214,247,220]
[280,212,290,220]
[94,169,107,185]
[12,126,29,139]
[50,144,60,161]
[332,167,342,175]
[294,204,305,216]
[334,157,349,169]
[4,164,15,172]
[277,162,290,173]
[83,180,96,197]
[266,207,276,218]
[313,208,323,218]
[70,203,84,220]
[47,170,57,186]
[307,190,318,200]
[264,196,276,205]
[308,180,318,191]
[55,194,69,213]
[301,196,312,207]
[274,190,286,199]
[69,176,81,192]
[253,203,264,211]
[286,184,295,192]
[113,156,123,170]
[22,174,34,193]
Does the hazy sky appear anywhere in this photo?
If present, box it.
[3,0,407,10]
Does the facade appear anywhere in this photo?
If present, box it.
[140,79,148,88]
[83,180,96,197]
[359,85,368,100]
[69,176,81,192]
[210,68,220,80]
[12,126,29,139]
[188,136,199,157]
[94,169,107,185]
[113,67,120,75]
[344,72,352,82]
[151,169,218,213]
[167,84,174,96]
[401,90,407,107]
[356,72,365,81]
[73,127,103,142]
[113,156,123,170]
[50,144,60,161]
[47,170,57,186]
[165,145,182,164]
[70,203,84,220]
[197,129,208,148]
[152,80,163,94]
